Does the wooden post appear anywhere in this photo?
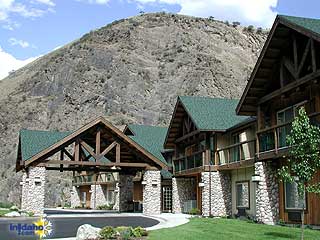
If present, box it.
[60,150,64,172]
[96,130,101,156]
[292,34,298,73]
[215,151,218,165]
[75,140,80,162]
[256,133,260,158]
[274,128,278,154]
[311,39,317,73]
[116,143,120,163]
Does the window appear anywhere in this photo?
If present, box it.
[236,181,250,209]
[285,182,306,210]
[277,101,307,148]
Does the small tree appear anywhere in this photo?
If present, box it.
[278,108,320,240]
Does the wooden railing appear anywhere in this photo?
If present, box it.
[257,112,320,155]
[173,150,205,173]
[216,140,256,165]
[72,172,117,186]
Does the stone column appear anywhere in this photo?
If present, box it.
[90,184,108,209]
[172,177,196,213]
[255,162,279,225]
[21,167,46,216]
[113,183,120,211]
[201,171,231,217]
[70,186,81,208]
[119,174,133,212]
[142,170,161,215]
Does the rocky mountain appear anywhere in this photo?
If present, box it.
[0,12,267,206]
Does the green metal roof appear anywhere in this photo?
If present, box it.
[20,129,71,161]
[126,124,172,179]
[178,96,250,131]
[279,15,320,36]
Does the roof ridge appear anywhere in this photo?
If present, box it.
[178,95,239,100]
[128,123,168,129]
[278,14,320,21]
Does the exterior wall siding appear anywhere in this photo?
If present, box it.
[231,167,256,217]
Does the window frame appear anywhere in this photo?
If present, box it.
[235,180,250,209]
[284,181,307,211]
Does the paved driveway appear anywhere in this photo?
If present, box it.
[0,215,159,240]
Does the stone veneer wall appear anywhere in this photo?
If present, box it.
[255,162,279,224]
[142,170,161,215]
[201,171,231,217]
[172,177,196,213]
[119,174,134,212]
[90,184,107,209]
[21,167,46,216]
[113,183,120,211]
[70,186,81,208]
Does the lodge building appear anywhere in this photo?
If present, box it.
[16,15,320,225]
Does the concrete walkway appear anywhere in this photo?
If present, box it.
[48,213,190,240]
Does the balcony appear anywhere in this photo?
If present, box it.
[216,140,256,169]
[173,150,205,175]
[257,112,320,159]
[72,172,117,186]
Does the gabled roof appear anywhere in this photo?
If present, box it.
[280,15,320,37]
[124,124,172,179]
[20,129,71,161]
[17,117,168,171]
[179,96,249,130]
[164,96,252,148]
[237,15,320,115]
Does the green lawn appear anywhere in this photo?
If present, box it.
[148,218,320,240]
[0,209,10,217]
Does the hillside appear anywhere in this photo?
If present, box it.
[0,12,267,206]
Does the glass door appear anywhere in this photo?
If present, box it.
[162,186,172,212]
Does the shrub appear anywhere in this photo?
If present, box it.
[97,204,114,210]
[132,226,148,237]
[99,225,147,239]
[247,25,254,32]
[189,208,201,215]
[115,226,133,240]
[100,226,115,239]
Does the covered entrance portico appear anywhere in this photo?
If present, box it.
[16,117,168,216]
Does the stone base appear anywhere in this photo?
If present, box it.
[119,174,133,212]
[143,170,161,215]
[255,162,279,224]
[172,177,196,213]
[21,167,46,216]
[201,171,231,217]
[70,186,81,208]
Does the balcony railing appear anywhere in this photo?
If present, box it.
[173,150,205,173]
[257,112,320,155]
[216,140,256,165]
[72,172,117,186]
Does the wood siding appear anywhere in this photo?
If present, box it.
[279,171,320,225]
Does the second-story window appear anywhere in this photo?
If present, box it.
[277,101,307,148]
